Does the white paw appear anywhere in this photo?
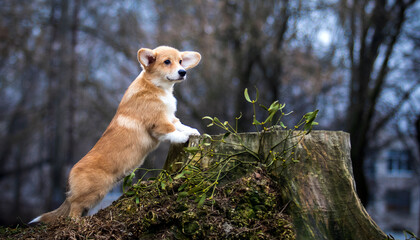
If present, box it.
[175,122,200,136]
[165,131,189,143]
[186,128,200,136]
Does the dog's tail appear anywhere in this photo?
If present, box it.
[29,199,71,224]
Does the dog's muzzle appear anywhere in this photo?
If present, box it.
[167,69,187,81]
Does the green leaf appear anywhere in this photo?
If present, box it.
[244,88,252,102]
[178,191,189,198]
[235,112,243,120]
[202,116,213,121]
[174,172,186,180]
[403,230,416,237]
[259,104,268,111]
[125,191,135,196]
[253,118,261,125]
[279,122,287,129]
[184,146,200,154]
[203,117,214,128]
[188,185,204,194]
[280,103,286,110]
[268,100,280,111]
[254,86,259,102]
[123,171,136,192]
[304,111,313,117]
[135,197,140,204]
[222,132,231,140]
[198,194,207,207]
[213,117,222,125]
[128,171,136,181]
[178,183,188,192]
[304,109,319,123]
[303,124,311,133]
[186,165,201,173]
[304,124,314,134]
[303,110,319,134]
[264,110,277,124]
[202,133,212,139]
[161,181,166,190]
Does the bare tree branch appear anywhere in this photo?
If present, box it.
[371,81,420,136]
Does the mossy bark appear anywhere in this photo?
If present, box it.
[164,130,387,240]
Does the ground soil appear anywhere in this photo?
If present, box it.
[0,169,295,239]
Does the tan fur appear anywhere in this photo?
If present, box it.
[32,46,201,224]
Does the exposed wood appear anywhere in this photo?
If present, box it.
[164,130,387,240]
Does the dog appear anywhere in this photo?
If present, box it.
[30,46,201,224]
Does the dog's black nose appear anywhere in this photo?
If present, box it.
[178,69,187,77]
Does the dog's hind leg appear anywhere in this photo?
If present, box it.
[67,168,111,219]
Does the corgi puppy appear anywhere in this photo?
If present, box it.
[30,46,201,224]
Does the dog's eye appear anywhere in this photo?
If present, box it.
[179,60,182,64]
[164,60,171,65]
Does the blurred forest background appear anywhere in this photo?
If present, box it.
[0,0,419,233]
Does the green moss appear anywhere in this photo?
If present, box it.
[183,221,200,236]
[113,169,296,239]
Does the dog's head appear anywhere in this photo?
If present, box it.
[137,46,201,86]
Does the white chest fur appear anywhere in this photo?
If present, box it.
[159,89,177,120]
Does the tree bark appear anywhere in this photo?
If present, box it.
[164,130,386,240]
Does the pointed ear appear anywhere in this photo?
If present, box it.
[137,48,156,69]
[181,51,201,70]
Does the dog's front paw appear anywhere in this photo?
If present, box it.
[187,128,200,136]
[166,131,189,143]
[175,122,200,136]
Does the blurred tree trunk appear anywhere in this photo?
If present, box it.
[45,0,77,209]
[416,115,420,236]
[1,70,35,217]
[340,0,417,205]
[6,104,28,218]
[258,0,291,103]
[66,0,80,168]
[0,101,26,172]
[217,0,293,131]
[218,0,254,130]
[13,146,22,218]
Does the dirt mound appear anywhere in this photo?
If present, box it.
[0,170,295,239]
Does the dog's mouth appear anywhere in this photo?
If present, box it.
[166,76,185,81]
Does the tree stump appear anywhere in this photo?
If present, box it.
[164,130,387,240]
